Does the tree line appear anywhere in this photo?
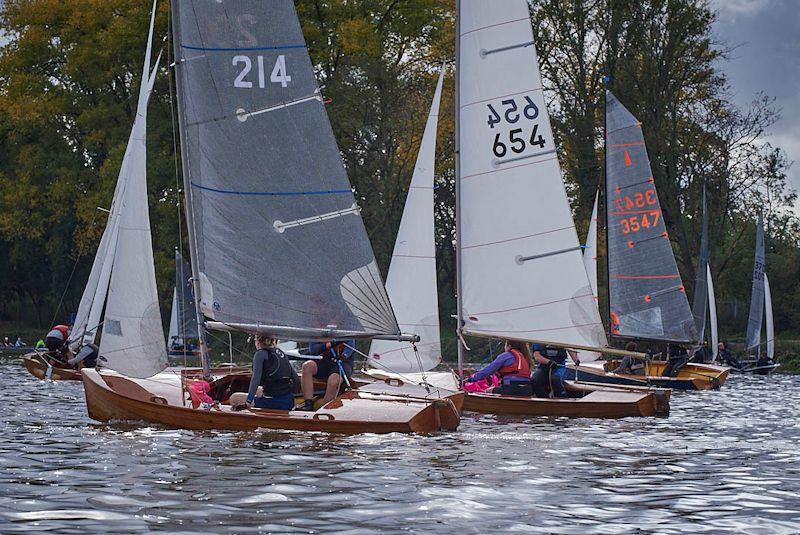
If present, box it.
[0,0,795,352]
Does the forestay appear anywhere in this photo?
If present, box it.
[605,91,697,343]
[99,1,168,378]
[583,192,600,300]
[171,0,400,341]
[745,213,765,352]
[707,265,719,361]
[691,187,709,341]
[368,68,444,373]
[457,0,606,348]
[765,273,774,360]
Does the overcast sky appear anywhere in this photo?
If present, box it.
[711,0,800,206]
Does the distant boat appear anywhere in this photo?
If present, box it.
[167,250,200,360]
[564,91,729,390]
[732,214,779,375]
[452,0,667,417]
[82,0,462,434]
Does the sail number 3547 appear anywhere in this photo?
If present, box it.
[486,96,546,158]
[233,54,291,88]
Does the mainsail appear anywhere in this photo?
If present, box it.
[745,213,765,352]
[98,0,168,378]
[691,187,709,341]
[707,265,719,361]
[605,91,697,343]
[171,0,400,341]
[456,0,606,349]
[764,272,774,360]
[583,192,600,300]
[368,68,444,373]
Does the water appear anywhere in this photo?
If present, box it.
[2,362,800,534]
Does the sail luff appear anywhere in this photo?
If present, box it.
[765,272,774,360]
[707,264,719,361]
[605,91,697,343]
[745,213,765,352]
[368,67,444,373]
[456,0,606,349]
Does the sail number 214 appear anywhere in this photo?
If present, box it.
[233,54,291,88]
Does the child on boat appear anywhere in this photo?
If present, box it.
[464,340,533,396]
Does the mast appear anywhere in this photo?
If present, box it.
[169,3,211,374]
[602,78,612,341]
[454,0,465,378]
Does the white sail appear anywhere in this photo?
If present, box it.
[457,0,606,349]
[168,288,179,345]
[583,192,599,300]
[369,68,445,373]
[765,272,774,360]
[99,1,167,378]
[707,264,719,362]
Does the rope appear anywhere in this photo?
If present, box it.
[49,255,81,327]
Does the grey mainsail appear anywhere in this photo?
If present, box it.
[745,213,766,351]
[605,91,697,343]
[174,250,198,341]
[171,0,400,341]
[691,186,709,341]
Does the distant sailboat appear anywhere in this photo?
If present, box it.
[167,250,199,359]
[82,0,462,433]
[565,91,729,390]
[453,0,665,417]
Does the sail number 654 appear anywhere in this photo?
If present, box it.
[233,54,291,88]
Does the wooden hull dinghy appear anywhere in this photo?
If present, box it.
[462,380,669,418]
[730,360,780,375]
[82,368,461,434]
[22,354,82,381]
[564,360,730,390]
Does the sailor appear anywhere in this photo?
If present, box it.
[662,344,689,377]
[298,339,356,411]
[67,343,99,369]
[44,324,72,361]
[717,342,740,369]
[612,341,646,375]
[230,335,299,410]
[35,339,46,350]
[531,344,579,398]
[464,340,533,396]
[14,336,25,347]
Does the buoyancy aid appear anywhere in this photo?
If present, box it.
[47,325,70,341]
[538,346,568,365]
[497,349,531,380]
[259,348,296,396]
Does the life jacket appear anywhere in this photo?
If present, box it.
[497,349,531,380]
[259,348,296,396]
[538,346,568,365]
[47,325,70,341]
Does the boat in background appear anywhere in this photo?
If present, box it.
[83,0,461,434]
[167,250,200,361]
[732,215,780,375]
[452,0,667,418]
[564,91,728,390]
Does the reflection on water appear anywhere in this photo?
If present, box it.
[1,362,799,533]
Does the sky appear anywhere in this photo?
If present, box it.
[711,0,800,206]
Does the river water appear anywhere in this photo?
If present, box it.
[1,362,799,534]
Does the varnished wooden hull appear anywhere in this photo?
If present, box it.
[462,383,665,418]
[22,355,82,381]
[82,369,461,435]
[564,361,730,391]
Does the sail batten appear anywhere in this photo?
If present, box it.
[456,0,606,349]
[171,0,399,340]
[605,91,697,343]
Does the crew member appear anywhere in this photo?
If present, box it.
[299,339,355,410]
[612,341,646,376]
[230,335,299,410]
[68,343,99,369]
[464,340,533,396]
[44,324,72,361]
[531,344,580,398]
[662,344,689,377]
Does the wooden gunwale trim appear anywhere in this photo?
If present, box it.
[22,356,82,381]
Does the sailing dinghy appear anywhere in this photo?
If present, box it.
[732,214,780,374]
[565,91,729,390]
[453,0,667,418]
[83,0,461,434]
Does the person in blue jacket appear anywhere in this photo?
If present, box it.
[531,344,580,398]
[298,339,356,410]
[465,340,533,396]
